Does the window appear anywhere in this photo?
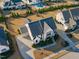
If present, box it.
[47,32,51,36]
[46,31,51,39]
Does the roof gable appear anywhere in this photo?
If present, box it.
[28,17,56,37]
[43,22,53,33]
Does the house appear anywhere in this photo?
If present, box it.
[46,0,65,2]
[22,0,44,4]
[56,8,79,31]
[0,27,10,54]
[1,0,26,10]
[25,17,57,44]
[22,0,48,9]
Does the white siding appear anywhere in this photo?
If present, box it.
[56,12,65,24]
[25,24,34,40]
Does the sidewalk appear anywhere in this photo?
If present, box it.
[44,41,79,59]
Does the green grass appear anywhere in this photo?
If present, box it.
[0,15,5,22]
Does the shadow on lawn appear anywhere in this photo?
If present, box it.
[44,33,79,53]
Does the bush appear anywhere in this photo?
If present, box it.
[32,37,53,48]
[11,12,21,18]
[25,4,79,16]
[0,16,5,22]
[38,9,44,13]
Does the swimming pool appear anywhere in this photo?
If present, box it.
[32,2,46,8]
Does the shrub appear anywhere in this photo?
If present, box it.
[26,4,79,16]
[26,10,33,16]
[0,15,5,22]
[32,37,53,48]
[11,12,21,18]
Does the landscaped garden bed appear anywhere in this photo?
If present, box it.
[32,37,54,48]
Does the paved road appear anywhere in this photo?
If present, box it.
[59,44,79,59]
[59,52,79,59]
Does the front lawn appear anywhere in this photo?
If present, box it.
[32,37,54,48]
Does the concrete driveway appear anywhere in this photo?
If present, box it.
[16,34,35,59]
[16,39,33,59]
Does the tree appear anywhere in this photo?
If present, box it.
[0,8,8,28]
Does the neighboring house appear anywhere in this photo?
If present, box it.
[25,17,57,44]
[1,0,26,10]
[56,8,79,31]
[46,0,65,2]
[22,0,44,4]
[0,27,10,54]
[22,0,47,9]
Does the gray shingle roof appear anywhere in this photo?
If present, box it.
[29,21,43,37]
[28,17,56,37]
[62,10,71,22]
[70,8,79,17]
[4,0,22,7]
[61,8,79,28]
[12,0,22,3]
[0,28,8,46]
[20,26,28,34]
[70,8,79,25]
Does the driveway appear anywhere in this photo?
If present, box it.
[16,39,33,59]
[16,34,35,59]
